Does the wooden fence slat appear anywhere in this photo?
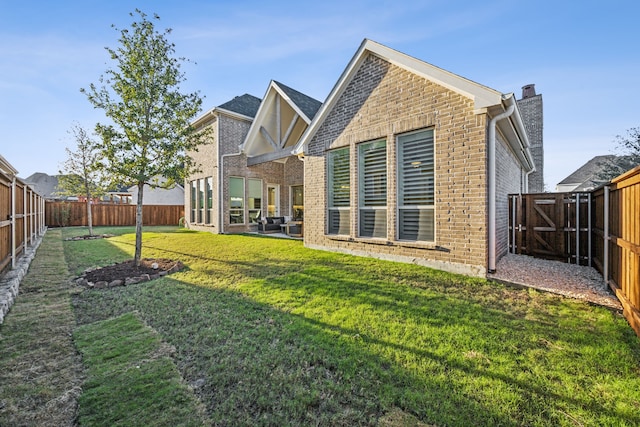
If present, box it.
[511,165,640,338]
[45,202,184,228]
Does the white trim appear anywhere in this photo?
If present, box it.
[241,81,313,155]
[293,39,504,156]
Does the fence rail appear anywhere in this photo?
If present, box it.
[510,165,640,337]
[45,202,184,227]
[0,162,46,275]
[593,166,640,337]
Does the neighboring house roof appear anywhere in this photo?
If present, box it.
[292,39,534,172]
[556,155,633,191]
[217,94,262,118]
[192,93,262,129]
[23,172,61,199]
[240,81,322,161]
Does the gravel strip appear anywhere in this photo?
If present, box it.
[489,253,622,310]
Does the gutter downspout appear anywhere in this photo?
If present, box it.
[488,96,516,273]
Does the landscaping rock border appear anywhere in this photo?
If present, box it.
[75,259,184,289]
[0,231,45,324]
[64,234,115,241]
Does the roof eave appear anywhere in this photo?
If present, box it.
[294,38,506,156]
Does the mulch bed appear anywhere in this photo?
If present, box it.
[76,258,184,289]
[64,234,115,241]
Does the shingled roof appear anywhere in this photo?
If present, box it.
[557,155,616,187]
[273,81,322,121]
[217,94,262,118]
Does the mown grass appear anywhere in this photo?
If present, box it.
[0,229,84,426]
[74,312,207,426]
[66,226,640,426]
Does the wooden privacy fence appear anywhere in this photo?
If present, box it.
[510,165,640,336]
[45,202,184,227]
[508,192,593,265]
[0,162,46,274]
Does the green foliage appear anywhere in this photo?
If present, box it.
[81,10,208,190]
[597,127,640,182]
[81,9,210,262]
[57,123,108,235]
[51,203,71,227]
[57,124,107,198]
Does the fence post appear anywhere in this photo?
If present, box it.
[10,177,16,269]
[603,186,610,286]
[23,183,27,248]
[511,195,516,254]
[587,192,592,267]
[575,193,580,265]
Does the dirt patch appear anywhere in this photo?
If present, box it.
[76,258,184,288]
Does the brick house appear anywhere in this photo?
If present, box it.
[187,39,541,277]
[292,39,539,277]
[185,81,321,234]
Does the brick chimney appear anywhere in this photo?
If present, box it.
[517,84,544,192]
[521,84,536,99]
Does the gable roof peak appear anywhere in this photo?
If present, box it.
[293,38,507,156]
[271,80,323,121]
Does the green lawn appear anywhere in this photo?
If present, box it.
[63,226,640,426]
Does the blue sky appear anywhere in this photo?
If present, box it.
[1,0,638,189]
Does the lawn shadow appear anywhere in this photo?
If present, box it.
[71,231,640,426]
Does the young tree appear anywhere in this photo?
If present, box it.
[82,10,208,265]
[615,127,640,165]
[597,127,640,182]
[57,123,107,236]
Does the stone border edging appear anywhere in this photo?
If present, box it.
[0,229,47,324]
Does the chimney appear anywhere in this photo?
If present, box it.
[521,84,536,99]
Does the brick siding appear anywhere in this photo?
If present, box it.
[186,112,304,234]
[517,95,544,192]
[305,54,491,276]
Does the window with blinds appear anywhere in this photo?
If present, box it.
[358,139,387,238]
[397,129,435,241]
[190,180,197,223]
[206,177,213,224]
[198,179,205,223]
[328,147,350,234]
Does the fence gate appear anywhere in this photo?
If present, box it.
[509,192,593,266]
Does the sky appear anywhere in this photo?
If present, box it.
[1,0,639,190]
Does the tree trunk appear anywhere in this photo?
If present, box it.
[86,191,94,236]
[134,182,144,266]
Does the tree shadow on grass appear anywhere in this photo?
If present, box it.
[71,232,640,426]
[73,273,640,426]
